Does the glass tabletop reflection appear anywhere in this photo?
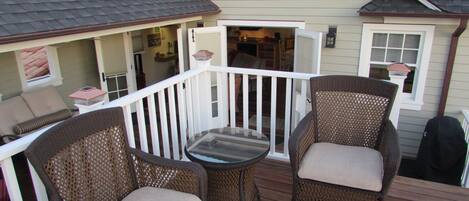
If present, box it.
[185,127,270,165]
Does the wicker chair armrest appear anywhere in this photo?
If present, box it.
[289,112,315,175]
[379,120,401,194]
[130,149,208,201]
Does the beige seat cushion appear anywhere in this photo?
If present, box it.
[123,187,201,201]
[298,142,384,192]
[21,86,68,117]
[0,96,35,135]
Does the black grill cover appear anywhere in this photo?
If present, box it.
[416,116,467,185]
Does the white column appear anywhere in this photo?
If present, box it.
[192,50,213,131]
[388,74,406,127]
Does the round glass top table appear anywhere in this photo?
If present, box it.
[185,127,270,201]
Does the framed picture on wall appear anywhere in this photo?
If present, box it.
[148,33,161,47]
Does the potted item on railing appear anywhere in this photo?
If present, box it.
[69,87,106,114]
[0,171,8,201]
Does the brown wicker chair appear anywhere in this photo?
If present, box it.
[289,75,401,201]
[25,108,207,201]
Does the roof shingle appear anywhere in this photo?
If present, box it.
[0,0,219,44]
[360,0,469,17]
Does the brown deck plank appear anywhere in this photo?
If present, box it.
[255,159,469,201]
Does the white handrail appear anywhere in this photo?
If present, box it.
[208,66,317,80]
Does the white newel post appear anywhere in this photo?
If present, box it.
[192,50,213,131]
[387,63,410,127]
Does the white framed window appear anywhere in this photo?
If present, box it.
[15,46,63,91]
[359,24,434,110]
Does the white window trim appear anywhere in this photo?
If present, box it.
[15,46,63,91]
[359,23,435,111]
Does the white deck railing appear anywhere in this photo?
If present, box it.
[461,110,469,188]
[0,65,317,201]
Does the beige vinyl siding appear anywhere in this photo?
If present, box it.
[204,0,469,157]
[55,39,100,107]
[101,34,127,75]
[0,52,22,99]
[0,40,99,108]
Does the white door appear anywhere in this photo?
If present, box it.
[292,29,322,127]
[188,26,228,131]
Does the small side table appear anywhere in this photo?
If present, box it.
[185,127,270,201]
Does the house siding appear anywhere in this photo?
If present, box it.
[204,0,469,157]
[55,39,100,107]
[0,39,99,108]
[0,52,22,99]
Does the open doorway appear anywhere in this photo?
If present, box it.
[227,26,295,72]
[131,25,180,90]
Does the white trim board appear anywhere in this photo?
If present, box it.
[384,17,460,25]
[358,23,435,111]
[0,16,202,53]
[217,19,305,29]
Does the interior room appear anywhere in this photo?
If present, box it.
[227,26,295,72]
[132,25,180,90]
[226,26,296,142]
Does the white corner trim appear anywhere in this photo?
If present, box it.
[418,0,442,12]
[217,19,306,29]
[359,23,435,111]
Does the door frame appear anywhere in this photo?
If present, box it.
[217,20,305,29]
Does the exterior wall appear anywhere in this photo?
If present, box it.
[0,52,23,99]
[55,39,100,107]
[203,0,469,157]
[0,39,99,108]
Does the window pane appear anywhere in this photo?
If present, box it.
[388,34,404,48]
[403,50,418,64]
[369,64,389,80]
[117,75,127,89]
[118,90,128,97]
[211,86,217,102]
[106,77,117,91]
[108,92,118,101]
[404,67,416,93]
[212,102,218,117]
[386,49,402,62]
[404,34,420,49]
[372,33,387,47]
[371,48,385,62]
[20,47,51,81]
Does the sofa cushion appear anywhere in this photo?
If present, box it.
[13,109,72,134]
[122,187,201,201]
[21,86,68,117]
[0,96,35,135]
[298,142,384,192]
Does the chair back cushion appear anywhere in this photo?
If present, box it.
[0,96,35,135]
[25,108,137,201]
[21,86,68,117]
[310,76,397,148]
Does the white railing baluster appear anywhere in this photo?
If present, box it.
[222,73,229,126]
[216,72,225,127]
[147,94,160,156]
[193,75,202,133]
[299,80,308,119]
[158,91,171,159]
[185,79,195,138]
[284,78,293,156]
[1,158,23,201]
[256,75,263,134]
[27,160,47,201]
[123,105,136,148]
[177,82,188,160]
[243,74,249,129]
[136,99,148,152]
[168,85,180,160]
[462,110,469,188]
[270,77,277,155]
[229,73,236,127]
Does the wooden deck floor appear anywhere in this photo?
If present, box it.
[255,159,469,201]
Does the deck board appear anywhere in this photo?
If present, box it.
[255,159,469,201]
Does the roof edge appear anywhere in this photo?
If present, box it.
[360,11,469,18]
[418,0,442,12]
[0,9,220,46]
